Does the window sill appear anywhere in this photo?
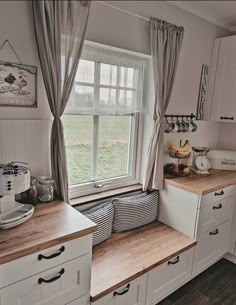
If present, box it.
[70,183,143,206]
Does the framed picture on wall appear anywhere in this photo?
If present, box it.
[0,61,37,108]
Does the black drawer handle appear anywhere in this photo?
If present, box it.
[214,190,224,196]
[168,256,179,265]
[220,116,234,120]
[213,203,222,210]
[209,228,219,236]
[38,246,65,261]
[113,284,130,296]
[38,268,65,284]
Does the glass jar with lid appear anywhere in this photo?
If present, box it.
[37,176,54,203]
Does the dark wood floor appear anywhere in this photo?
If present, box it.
[158,259,236,305]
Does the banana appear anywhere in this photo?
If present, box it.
[168,140,192,156]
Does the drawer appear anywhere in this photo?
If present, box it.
[193,221,231,276]
[91,274,147,305]
[146,248,194,305]
[66,294,90,305]
[200,186,234,208]
[197,196,234,235]
[1,254,91,305]
[0,234,92,288]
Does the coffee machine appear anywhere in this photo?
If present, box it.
[0,162,34,229]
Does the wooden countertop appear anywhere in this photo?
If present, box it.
[165,169,236,195]
[91,222,197,302]
[0,201,96,265]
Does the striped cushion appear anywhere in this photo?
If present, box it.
[112,191,159,232]
[84,202,114,246]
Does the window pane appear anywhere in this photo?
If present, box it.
[96,116,131,180]
[75,59,94,83]
[99,88,116,113]
[63,115,93,185]
[100,63,117,86]
[120,67,135,88]
[75,85,94,109]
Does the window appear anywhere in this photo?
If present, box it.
[63,43,146,198]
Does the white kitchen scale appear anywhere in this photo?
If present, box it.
[0,162,34,229]
[191,147,211,175]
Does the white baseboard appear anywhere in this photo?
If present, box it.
[224,252,236,264]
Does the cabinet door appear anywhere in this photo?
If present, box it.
[211,36,236,122]
[91,274,147,305]
[1,255,91,305]
[193,221,231,276]
[197,196,234,235]
[146,249,194,305]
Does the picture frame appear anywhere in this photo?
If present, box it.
[0,61,37,108]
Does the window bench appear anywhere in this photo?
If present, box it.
[90,222,197,305]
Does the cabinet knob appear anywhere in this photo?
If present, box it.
[214,190,224,196]
[113,284,130,296]
[38,246,65,261]
[38,268,65,284]
[220,116,234,120]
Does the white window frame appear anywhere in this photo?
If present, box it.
[68,41,148,199]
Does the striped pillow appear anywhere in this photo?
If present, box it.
[83,202,114,246]
[112,191,159,232]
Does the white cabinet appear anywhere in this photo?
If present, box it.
[91,274,147,305]
[209,35,236,122]
[0,235,92,289]
[146,249,194,305]
[193,221,231,276]
[1,254,91,305]
[0,234,93,305]
[197,196,234,235]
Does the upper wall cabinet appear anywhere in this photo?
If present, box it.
[209,35,236,123]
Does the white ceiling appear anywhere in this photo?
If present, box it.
[168,1,236,32]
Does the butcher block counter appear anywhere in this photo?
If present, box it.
[164,169,236,195]
[0,200,96,265]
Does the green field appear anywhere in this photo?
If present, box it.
[62,115,130,186]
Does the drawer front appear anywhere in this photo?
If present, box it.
[1,254,91,305]
[200,186,234,208]
[146,248,194,305]
[66,294,90,305]
[0,234,92,289]
[193,221,231,276]
[91,274,147,305]
[197,196,234,235]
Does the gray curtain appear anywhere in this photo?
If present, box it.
[32,0,91,202]
[143,18,184,191]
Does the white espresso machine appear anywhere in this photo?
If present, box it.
[0,162,34,229]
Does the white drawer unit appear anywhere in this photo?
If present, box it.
[146,248,194,305]
[66,294,90,305]
[0,254,91,305]
[0,234,92,289]
[91,274,147,305]
[197,196,234,235]
[200,186,234,208]
[193,221,231,276]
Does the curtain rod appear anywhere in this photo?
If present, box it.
[96,1,150,22]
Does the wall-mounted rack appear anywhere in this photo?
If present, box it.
[163,113,197,133]
[164,113,196,119]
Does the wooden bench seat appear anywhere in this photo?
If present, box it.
[91,222,197,302]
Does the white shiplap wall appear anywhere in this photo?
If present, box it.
[0,120,51,176]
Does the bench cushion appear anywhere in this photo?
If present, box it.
[84,202,114,246]
[112,191,159,232]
